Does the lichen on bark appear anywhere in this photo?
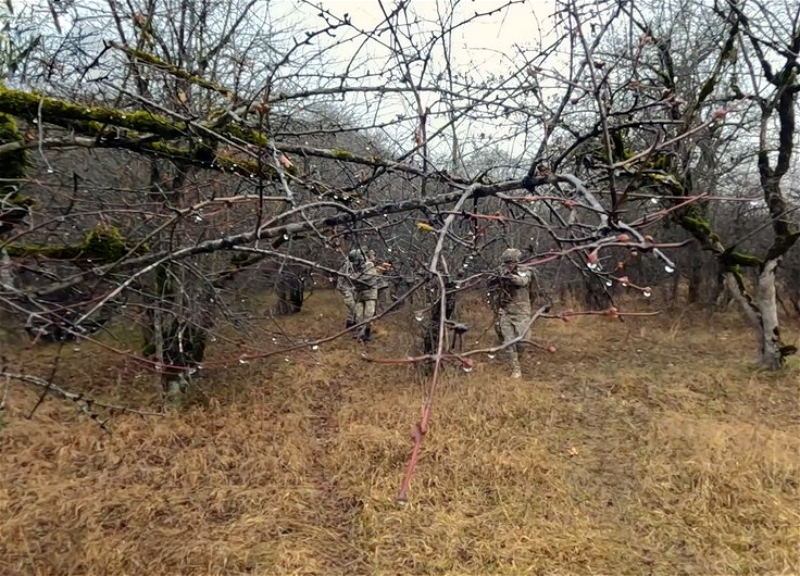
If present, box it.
[5,224,146,264]
[0,85,303,180]
[0,112,30,180]
[112,43,234,99]
[0,84,185,138]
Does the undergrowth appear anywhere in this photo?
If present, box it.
[1,291,798,575]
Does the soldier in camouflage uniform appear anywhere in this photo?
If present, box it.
[337,250,360,329]
[489,248,532,379]
[368,249,392,311]
[353,248,379,341]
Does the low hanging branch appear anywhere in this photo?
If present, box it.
[5,0,793,506]
[0,85,473,187]
[3,371,163,430]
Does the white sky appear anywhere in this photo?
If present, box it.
[5,0,561,169]
[269,0,559,167]
[300,1,557,62]
[279,1,558,90]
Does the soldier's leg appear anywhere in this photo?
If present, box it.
[513,315,531,361]
[342,291,357,327]
[377,287,389,312]
[348,302,358,326]
[359,299,377,341]
[494,315,504,344]
[499,314,522,377]
[354,301,365,338]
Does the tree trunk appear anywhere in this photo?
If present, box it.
[582,275,611,310]
[161,320,206,402]
[754,260,786,370]
[276,272,305,315]
[142,264,209,403]
[0,247,14,291]
[669,268,680,306]
[687,259,702,304]
[723,259,793,370]
[712,262,731,309]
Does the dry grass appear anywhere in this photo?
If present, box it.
[1,290,798,575]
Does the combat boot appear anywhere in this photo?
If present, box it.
[358,325,372,342]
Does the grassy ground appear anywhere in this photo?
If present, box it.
[1,290,798,575]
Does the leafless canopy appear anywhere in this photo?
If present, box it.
[1,0,798,498]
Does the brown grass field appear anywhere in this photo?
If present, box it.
[1,289,799,575]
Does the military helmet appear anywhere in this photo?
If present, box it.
[348,249,366,265]
[500,248,522,263]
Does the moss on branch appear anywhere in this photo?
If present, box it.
[0,85,298,175]
[645,171,685,194]
[221,124,268,147]
[765,230,800,262]
[674,208,758,267]
[0,84,186,138]
[720,248,762,268]
[144,141,298,178]
[678,209,721,244]
[330,148,354,159]
[115,44,233,99]
[677,209,762,268]
[0,112,30,179]
[5,224,147,263]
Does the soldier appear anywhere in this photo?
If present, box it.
[352,248,379,341]
[337,250,360,330]
[488,247,532,379]
[368,249,392,311]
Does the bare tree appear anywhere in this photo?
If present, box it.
[538,0,799,369]
[2,0,797,501]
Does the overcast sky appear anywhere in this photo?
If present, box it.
[276,1,557,85]
[267,0,559,166]
[4,0,561,169]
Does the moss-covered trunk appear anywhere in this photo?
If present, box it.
[142,263,208,402]
[686,258,704,305]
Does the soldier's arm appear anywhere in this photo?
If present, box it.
[508,269,531,287]
[359,262,380,287]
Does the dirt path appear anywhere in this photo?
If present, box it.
[306,376,367,576]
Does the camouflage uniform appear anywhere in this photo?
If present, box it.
[368,250,392,310]
[337,252,359,329]
[353,253,379,341]
[490,248,531,378]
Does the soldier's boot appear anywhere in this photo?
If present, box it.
[357,325,372,342]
